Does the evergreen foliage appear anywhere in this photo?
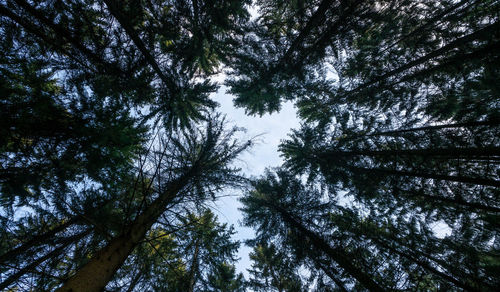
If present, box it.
[1,0,499,291]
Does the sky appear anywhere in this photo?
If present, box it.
[210,86,300,277]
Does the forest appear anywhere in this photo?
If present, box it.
[0,0,499,291]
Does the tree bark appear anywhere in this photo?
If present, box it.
[349,21,500,94]
[347,166,500,187]
[266,201,385,292]
[365,119,500,137]
[56,173,192,292]
[187,238,200,292]
[103,0,176,91]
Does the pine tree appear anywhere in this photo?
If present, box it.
[241,170,386,291]
[53,117,249,291]
[280,121,500,225]
[105,209,245,292]
[226,0,500,123]
[241,169,499,291]
[1,1,251,290]
[0,117,250,291]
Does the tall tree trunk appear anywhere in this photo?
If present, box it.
[280,0,335,63]
[380,0,473,54]
[56,173,192,292]
[266,200,385,292]
[392,40,500,86]
[187,238,200,292]
[372,238,482,292]
[103,0,176,91]
[321,147,500,160]
[364,119,500,137]
[296,0,363,67]
[397,186,500,213]
[313,258,349,292]
[349,21,500,94]
[347,166,500,187]
[125,271,142,292]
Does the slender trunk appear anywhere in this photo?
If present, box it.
[373,238,481,292]
[56,174,191,292]
[0,229,90,290]
[12,0,121,74]
[349,21,500,94]
[0,215,81,264]
[253,0,337,85]
[280,0,335,63]
[348,166,500,187]
[266,201,384,291]
[103,0,175,90]
[397,186,500,213]
[125,271,142,292]
[355,217,496,291]
[321,147,500,160]
[365,119,500,137]
[332,38,500,106]
[392,39,500,86]
[379,0,473,54]
[313,258,349,292]
[187,239,200,292]
[297,0,363,66]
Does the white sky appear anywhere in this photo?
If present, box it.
[210,86,300,277]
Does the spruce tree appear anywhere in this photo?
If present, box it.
[241,169,499,291]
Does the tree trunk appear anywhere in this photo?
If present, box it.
[373,238,482,292]
[297,0,363,67]
[321,147,500,160]
[380,0,473,54]
[349,21,500,94]
[187,239,200,292]
[267,201,385,292]
[365,119,500,137]
[56,174,191,292]
[125,270,142,292]
[313,258,349,292]
[348,166,500,187]
[281,0,335,63]
[393,39,500,86]
[103,0,176,90]
[397,186,500,213]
